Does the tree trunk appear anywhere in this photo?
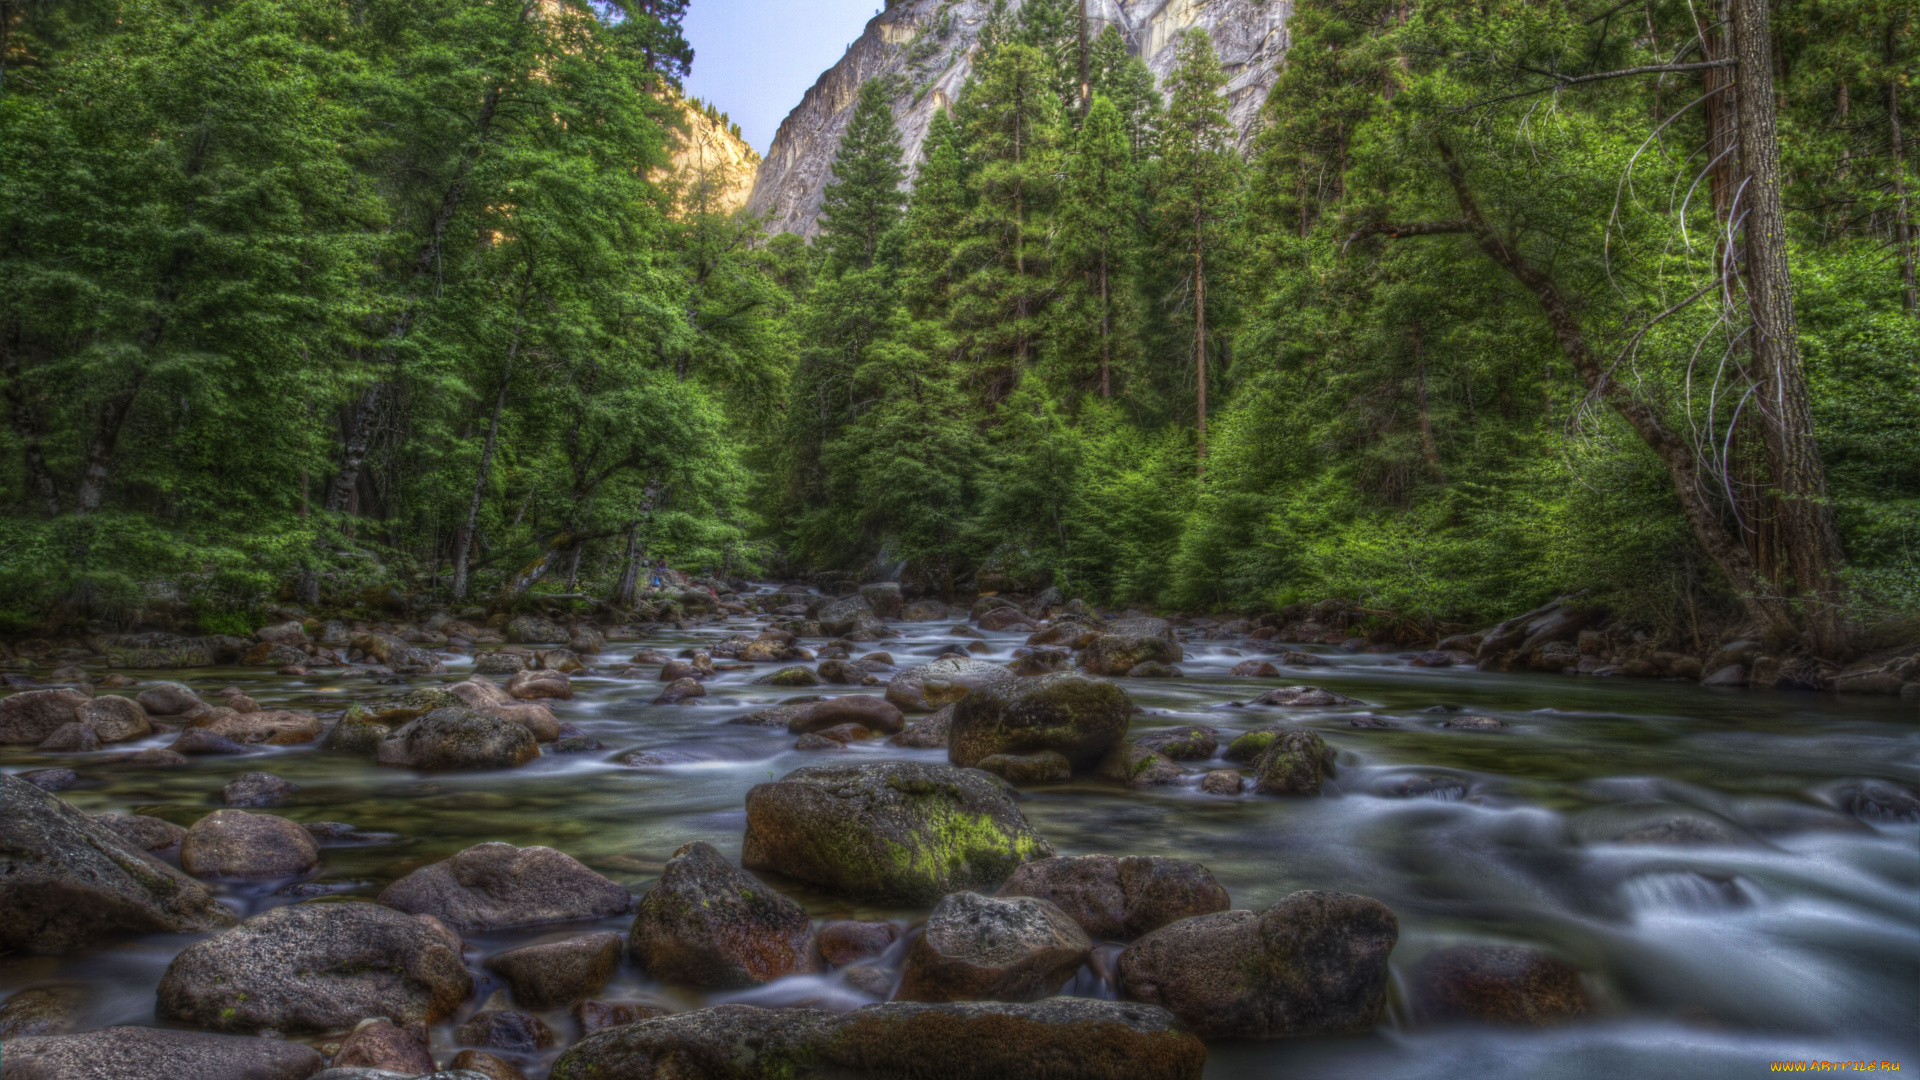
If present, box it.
[74,373,147,513]
[1729,0,1851,656]
[500,532,579,604]
[613,522,642,608]
[451,360,513,602]
[1434,141,1798,641]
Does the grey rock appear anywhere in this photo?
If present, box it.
[896,891,1091,1003]
[629,841,816,990]
[0,1026,322,1080]
[998,855,1231,940]
[156,901,472,1033]
[374,707,539,770]
[91,812,186,852]
[486,932,625,1010]
[222,771,300,807]
[378,842,631,932]
[884,657,1016,712]
[0,773,234,954]
[948,672,1132,773]
[0,688,87,744]
[180,809,320,878]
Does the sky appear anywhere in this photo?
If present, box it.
[682,0,882,154]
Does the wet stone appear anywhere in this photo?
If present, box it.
[1408,945,1591,1025]
[222,771,300,807]
[456,1009,555,1053]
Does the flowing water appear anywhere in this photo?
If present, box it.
[5,590,1917,1078]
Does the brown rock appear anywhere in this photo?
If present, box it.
[379,842,631,932]
[505,668,572,700]
[187,708,324,745]
[1200,770,1245,795]
[456,1009,554,1053]
[333,1018,435,1074]
[654,676,707,705]
[180,810,319,878]
[1117,891,1398,1039]
[816,920,901,966]
[998,855,1230,941]
[1408,945,1590,1025]
[92,812,187,852]
[0,1026,321,1080]
[1229,660,1280,677]
[451,1049,528,1080]
[135,682,203,715]
[75,695,150,742]
[485,931,625,1009]
[572,998,672,1036]
[0,688,87,744]
[896,891,1091,1004]
[789,695,904,735]
[629,841,816,990]
[38,722,101,752]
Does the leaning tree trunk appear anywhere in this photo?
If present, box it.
[613,523,643,609]
[1729,0,1851,657]
[451,336,520,603]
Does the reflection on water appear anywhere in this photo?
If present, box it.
[4,591,1916,1078]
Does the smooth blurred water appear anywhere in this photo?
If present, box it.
[4,591,1916,1077]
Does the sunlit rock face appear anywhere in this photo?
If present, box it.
[748,0,1291,236]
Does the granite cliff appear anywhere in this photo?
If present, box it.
[747,0,1291,235]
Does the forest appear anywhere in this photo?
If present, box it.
[1,0,1914,659]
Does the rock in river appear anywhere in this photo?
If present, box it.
[630,841,817,990]
[997,855,1231,940]
[884,657,1016,712]
[379,842,632,932]
[948,672,1132,773]
[1117,890,1398,1039]
[896,891,1091,1003]
[1080,629,1183,677]
[0,773,235,954]
[1407,944,1590,1025]
[742,760,1054,905]
[1252,729,1331,796]
[0,1026,322,1080]
[180,809,320,878]
[156,901,472,1033]
[374,707,539,770]
[547,999,1205,1080]
[486,932,625,1010]
[0,688,90,744]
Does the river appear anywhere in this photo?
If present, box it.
[5,589,1916,1078]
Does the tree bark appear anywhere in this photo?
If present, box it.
[451,358,514,602]
[613,522,642,608]
[1729,0,1851,656]
[1099,247,1111,397]
[1413,324,1444,482]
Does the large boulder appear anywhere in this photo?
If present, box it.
[1407,944,1590,1025]
[788,696,904,735]
[0,1026,323,1080]
[446,677,562,740]
[179,810,320,878]
[505,615,567,644]
[896,891,1091,1003]
[629,841,817,990]
[0,688,88,744]
[817,594,879,637]
[885,657,1017,713]
[378,842,632,932]
[1081,633,1182,677]
[859,582,905,619]
[506,668,572,701]
[157,901,472,1033]
[948,672,1131,773]
[135,682,203,715]
[1116,890,1398,1039]
[1251,729,1331,796]
[547,1000,1205,1080]
[997,855,1231,940]
[0,773,235,954]
[373,707,539,770]
[486,932,625,1010]
[742,761,1055,904]
[332,1018,435,1074]
[75,695,150,742]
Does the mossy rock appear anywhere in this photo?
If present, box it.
[323,707,392,755]
[948,672,1132,772]
[742,761,1055,905]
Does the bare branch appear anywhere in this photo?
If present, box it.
[1342,219,1472,251]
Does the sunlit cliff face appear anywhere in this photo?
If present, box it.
[746,0,1292,236]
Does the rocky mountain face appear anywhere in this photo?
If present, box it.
[747,0,1292,236]
[660,93,761,216]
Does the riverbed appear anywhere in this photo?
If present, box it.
[5,590,1916,1078]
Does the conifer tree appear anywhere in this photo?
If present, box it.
[951,43,1064,400]
[817,79,906,275]
[900,108,973,320]
[1087,25,1160,158]
[1154,28,1240,467]
[1059,94,1135,397]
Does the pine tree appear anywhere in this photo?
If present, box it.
[951,42,1064,401]
[1088,25,1160,158]
[1058,94,1136,398]
[817,79,906,276]
[900,108,973,320]
[1154,28,1240,468]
